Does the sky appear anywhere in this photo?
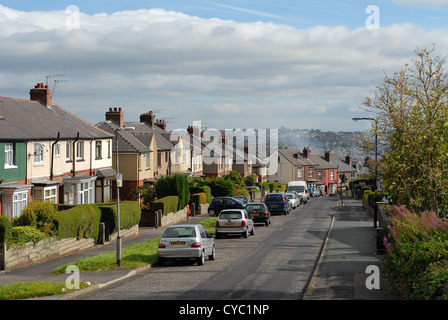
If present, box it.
[0,1,448,132]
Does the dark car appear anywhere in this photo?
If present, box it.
[208,197,247,216]
[234,196,250,205]
[264,193,291,215]
[245,202,271,226]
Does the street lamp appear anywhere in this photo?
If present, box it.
[115,126,135,267]
[352,117,378,228]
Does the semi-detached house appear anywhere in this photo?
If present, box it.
[0,83,114,218]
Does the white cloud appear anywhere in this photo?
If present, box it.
[0,5,447,131]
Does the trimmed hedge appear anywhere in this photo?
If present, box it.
[55,204,101,241]
[154,196,179,216]
[155,174,190,210]
[9,226,47,248]
[97,201,141,234]
[0,216,12,245]
[191,192,207,209]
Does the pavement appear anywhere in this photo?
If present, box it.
[0,198,396,300]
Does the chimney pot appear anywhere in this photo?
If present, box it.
[30,83,52,107]
[105,107,124,127]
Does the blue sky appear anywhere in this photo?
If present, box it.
[0,1,448,132]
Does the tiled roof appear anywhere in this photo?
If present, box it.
[96,121,151,154]
[0,97,112,141]
[124,122,174,151]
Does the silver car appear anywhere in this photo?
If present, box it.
[215,209,255,238]
[284,192,299,209]
[157,224,215,266]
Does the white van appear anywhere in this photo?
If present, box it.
[287,181,308,204]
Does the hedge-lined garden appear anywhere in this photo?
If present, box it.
[0,201,141,249]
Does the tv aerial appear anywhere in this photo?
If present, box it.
[46,74,69,98]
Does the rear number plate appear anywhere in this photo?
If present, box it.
[225,222,236,226]
[171,241,186,246]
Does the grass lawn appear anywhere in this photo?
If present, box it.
[0,281,91,300]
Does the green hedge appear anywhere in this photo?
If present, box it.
[9,226,47,248]
[155,174,190,210]
[154,196,179,216]
[191,192,207,209]
[0,216,12,245]
[55,204,101,241]
[97,201,141,234]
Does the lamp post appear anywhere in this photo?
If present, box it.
[115,126,135,267]
[352,117,378,228]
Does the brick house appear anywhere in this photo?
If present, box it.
[0,83,114,218]
[309,150,338,196]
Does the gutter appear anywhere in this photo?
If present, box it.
[50,132,60,180]
[72,132,80,177]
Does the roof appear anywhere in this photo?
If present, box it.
[332,157,355,173]
[309,152,337,170]
[124,122,174,151]
[278,148,314,167]
[0,97,113,141]
[96,121,152,154]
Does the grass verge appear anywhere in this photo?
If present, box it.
[0,281,91,300]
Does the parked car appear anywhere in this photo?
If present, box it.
[208,196,246,216]
[234,195,250,205]
[284,192,299,209]
[157,224,215,266]
[215,209,255,238]
[245,202,271,226]
[264,193,291,215]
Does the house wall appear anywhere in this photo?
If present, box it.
[0,142,26,183]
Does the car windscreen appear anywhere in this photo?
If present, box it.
[162,227,196,238]
[265,194,283,201]
[219,212,242,220]
[246,204,265,211]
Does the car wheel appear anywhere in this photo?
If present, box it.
[243,228,248,238]
[158,257,166,266]
[197,252,205,265]
[209,246,216,260]
[209,209,215,216]
[283,210,287,215]
[250,226,255,236]
[265,219,270,226]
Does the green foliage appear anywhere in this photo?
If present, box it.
[55,204,101,241]
[128,184,155,206]
[8,226,47,248]
[98,201,141,234]
[155,174,190,210]
[223,170,245,187]
[244,173,257,187]
[0,216,12,245]
[203,178,234,197]
[15,201,58,236]
[153,196,179,216]
[191,192,207,210]
[383,205,448,299]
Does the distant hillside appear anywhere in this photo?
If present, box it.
[278,126,365,159]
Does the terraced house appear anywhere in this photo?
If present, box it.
[0,83,114,218]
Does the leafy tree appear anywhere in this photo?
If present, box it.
[223,170,245,187]
[361,47,448,215]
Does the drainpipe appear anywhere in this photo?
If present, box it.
[72,132,80,177]
[50,132,60,180]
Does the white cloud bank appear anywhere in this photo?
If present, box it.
[0,5,447,131]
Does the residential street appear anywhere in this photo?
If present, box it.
[75,197,334,300]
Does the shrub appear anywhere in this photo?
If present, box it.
[191,192,207,209]
[9,226,47,248]
[383,205,448,299]
[155,174,190,210]
[98,201,141,234]
[55,204,101,240]
[0,216,12,245]
[203,178,234,197]
[153,196,178,216]
[15,201,58,236]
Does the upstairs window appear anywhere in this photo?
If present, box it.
[34,143,44,163]
[4,143,15,168]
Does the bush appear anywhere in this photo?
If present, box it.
[9,226,47,248]
[15,201,58,236]
[191,192,207,209]
[98,201,141,234]
[0,216,12,245]
[55,204,101,241]
[155,174,190,210]
[203,178,234,197]
[153,196,178,216]
[383,205,448,299]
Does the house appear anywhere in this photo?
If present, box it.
[272,147,315,185]
[96,110,155,200]
[0,83,114,218]
[332,153,357,195]
[309,150,338,196]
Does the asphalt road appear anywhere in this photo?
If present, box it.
[75,197,335,300]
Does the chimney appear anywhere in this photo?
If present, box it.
[345,153,352,165]
[30,83,52,107]
[105,107,124,127]
[325,150,332,162]
[155,119,166,131]
[303,147,310,159]
[140,111,155,128]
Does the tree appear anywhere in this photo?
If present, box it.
[361,47,448,215]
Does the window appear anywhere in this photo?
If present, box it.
[108,140,111,158]
[330,170,335,180]
[297,167,303,179]
[55,142,61,157]
[66,141,71,160]
[318,171,322,181]
[144,153,150,169]
[33,186,57,203]
[308,167,313,178]
[13,191,28,218]
[63,178,96,205]
[4,143,15,168]
[34,143,44,163]
[76,141,84,160]
[157,152,162,167]
[95,141,102,159]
